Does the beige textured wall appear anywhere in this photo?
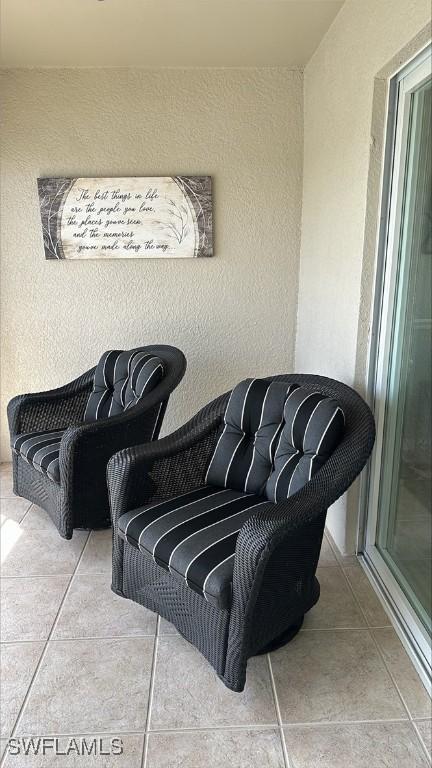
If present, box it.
[296,0,431,553]
[0,68,303,459]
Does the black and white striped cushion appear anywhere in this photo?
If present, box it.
[84,349,165,422]
[118,486,268,609]
[266,387,345,502]
[206,378,345,502]
[12,429,63,483]
[205,378,298,495]
[116,379,344,607]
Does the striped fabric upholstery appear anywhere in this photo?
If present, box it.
[206,378,345,502]
[84,349,165,422]
[12,429,64,483]
[206,378,297,495]
[118,486,268,609]
[117,379,344,609]
[11,350,165,485]
[266,387,345,502]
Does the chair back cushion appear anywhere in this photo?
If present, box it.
[266,386,345,502]
[84,349,165,422]
[206,378,345,500]
[206,378,297,495]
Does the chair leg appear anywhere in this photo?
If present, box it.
[255,615,304,655]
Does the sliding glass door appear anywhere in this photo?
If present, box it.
[364,47,431,686]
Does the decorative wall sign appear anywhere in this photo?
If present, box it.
[37,176,213,259]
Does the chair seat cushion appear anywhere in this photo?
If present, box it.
[118,486,269,609]
[12,429,63,483]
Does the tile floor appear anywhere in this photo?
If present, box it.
[0,462,431,767]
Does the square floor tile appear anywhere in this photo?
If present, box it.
[1,642,44,737]
[284,722,429,767]
[1,528,88,577]
[151,636,277,729]
[343,565,391,627]
[1,576,69,642]
[2,734,144,767]
[147,729,285,768]
[415,720,431,758]
[76,530,112,575]
[318,538,338,567]
[303,568,366,629]
[20,505,57,532]
[0,497,31,524]
[53,574,157,639]
[17,637,154,735]
[270,629,406,723]
[373,628,431,719]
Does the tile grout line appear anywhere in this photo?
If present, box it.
[411,720,432,763]
[147,714,416,732]
[339,563,413,714]
[406,716,431,764]
[324,535,431,762]
[0,499,34,526]
[1,632,159,645]
[324,533,364,570]
[267,654,291,768]
[320,532,342,568]
[322,531,343,562]
[408,717,432,764]
[1,575,74,584]
[3,508,427,761]
[338,561,432,762]
[11,717,415,739]
[141,615,160,768]
[0,625,398,646]
[17,502,34,525]
[0,530,92,767]
[9,725,279,741]
[1,571,111,579]
[299,626,391,632]
[327,536,415,691]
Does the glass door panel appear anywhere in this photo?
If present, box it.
[364,47,432,688]
[376,77,431,633]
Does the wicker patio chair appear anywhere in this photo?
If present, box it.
[8,345,186,539]
[108,374,375,692]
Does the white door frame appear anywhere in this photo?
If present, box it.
[359,44,431,692]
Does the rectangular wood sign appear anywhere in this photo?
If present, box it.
[37,176,213,259]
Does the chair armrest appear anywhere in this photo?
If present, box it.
[7,368,95,437]
[232,409,375,605]
[225,494,328,690]
[224,413,375,688]
[230,488,326,625]
[107,394,227,596]
[107,393,228,529]
[59,391,165,471]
